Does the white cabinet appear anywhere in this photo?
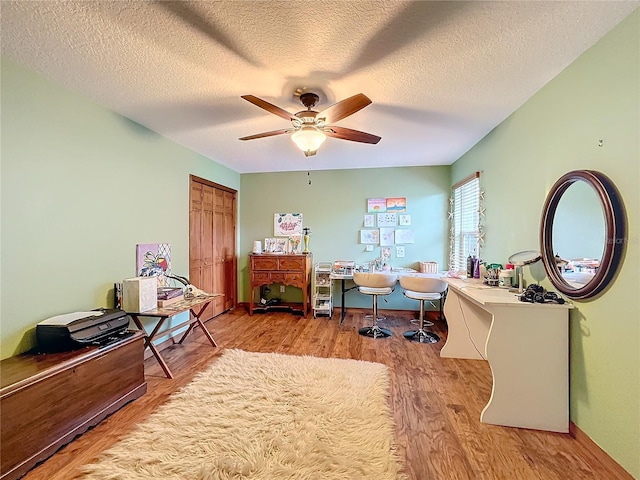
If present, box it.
[313,262,333,318]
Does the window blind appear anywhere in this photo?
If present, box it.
[451,174,480,272]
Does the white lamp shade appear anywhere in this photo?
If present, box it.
[291,126,326,153]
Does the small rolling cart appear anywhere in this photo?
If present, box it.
[313,262,333,318]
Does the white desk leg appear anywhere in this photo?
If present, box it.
[441,288,490,360]
[480,306,569,432]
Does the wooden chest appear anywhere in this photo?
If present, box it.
[0,332,147,480]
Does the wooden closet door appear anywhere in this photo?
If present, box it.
[222,191,236,311]
[189,182,203,299]
[189,176,237,320]
[200,185,216,320]
[213,189,226,316]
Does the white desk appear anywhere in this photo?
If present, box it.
[329,268,427,324]
[441,277,572,432]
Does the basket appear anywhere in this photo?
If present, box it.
[419,261,439,274]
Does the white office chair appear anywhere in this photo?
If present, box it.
[353,271,398,339]
[399,275,446,344]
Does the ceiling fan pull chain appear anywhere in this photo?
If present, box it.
[307,169,312,185]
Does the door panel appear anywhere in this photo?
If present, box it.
[189,177,237,321]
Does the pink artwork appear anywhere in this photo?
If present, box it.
[367,198,386,213]
[386,197,406,212]
[136,243,171,286]
[274,213,303,236]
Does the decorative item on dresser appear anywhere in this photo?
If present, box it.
[249,253,312,317]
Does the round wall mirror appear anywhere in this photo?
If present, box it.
[540,170,626,299]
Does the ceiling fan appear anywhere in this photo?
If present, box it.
[239,92,381,157]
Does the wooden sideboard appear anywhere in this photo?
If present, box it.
[249,253,312,317]
[0,331,147,480]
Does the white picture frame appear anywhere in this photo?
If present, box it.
[377,213,397,227]
[399,214,411,226]
[274,213,303,236]
[364,214,375,227]
[360,229,380,244]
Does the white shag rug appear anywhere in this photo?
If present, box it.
[80,349,407,480]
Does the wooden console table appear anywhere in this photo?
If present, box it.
[441,277,572,432]
[0,331,146,480]
[127,294,221,379]
[249,254,312,317]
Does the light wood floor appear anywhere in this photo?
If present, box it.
[22,307,631,480]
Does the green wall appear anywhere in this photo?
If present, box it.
[452,10,639,477]
[0,57,240,358]
[239,166,450,310]
[2,8,638,477]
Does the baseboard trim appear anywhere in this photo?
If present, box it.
[569,422,633,479]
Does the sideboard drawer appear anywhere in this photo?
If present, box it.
[252,272,271,282]
[272,273,288,283]
[252,257,278,270]
[279,257,306,271]
[285,273,304,285]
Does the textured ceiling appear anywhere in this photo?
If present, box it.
[1,1,638,173]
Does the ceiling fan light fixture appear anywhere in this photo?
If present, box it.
[292,126,326,155]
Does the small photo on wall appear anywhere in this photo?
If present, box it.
[379,227,395,246]
[377,213,396,227]
[364,214,375,227]
[395,229,415,244]
[360,229,380,244]
[399,214,411,226]
[367,198,386,213]
[386,197,406,212]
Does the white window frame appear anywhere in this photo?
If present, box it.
[449,172,481,272]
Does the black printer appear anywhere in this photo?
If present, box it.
[36,308,133,352]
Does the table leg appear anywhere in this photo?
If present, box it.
[130,314,174,379]
[249,284,254,316]
[340,279,347,324]
[177,303,217,348]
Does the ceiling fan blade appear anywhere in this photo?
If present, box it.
[239,128,293,141]
[324,126,381,144]
[241,95,296,121]
[318,93,372,123]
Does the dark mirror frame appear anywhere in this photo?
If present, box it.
[540,170,626,300]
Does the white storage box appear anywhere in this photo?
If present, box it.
[122,276,157,313]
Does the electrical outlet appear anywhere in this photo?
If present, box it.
[396,246,405,258]
[365,244,374,252]
[280,285,285,293]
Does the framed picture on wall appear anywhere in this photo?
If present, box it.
[367,198,386,213]
[377,213,396,227]
[386,197,406,212]
[364,214,375,227]
[399,214,411,226]
[395,229,415,244]
[274,213,303,236]
[360,229,380,244]
[380,227,395,246]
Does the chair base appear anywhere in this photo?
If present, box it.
[410,318,434,326]
[359,325,393,339]
[403,329,440,344]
